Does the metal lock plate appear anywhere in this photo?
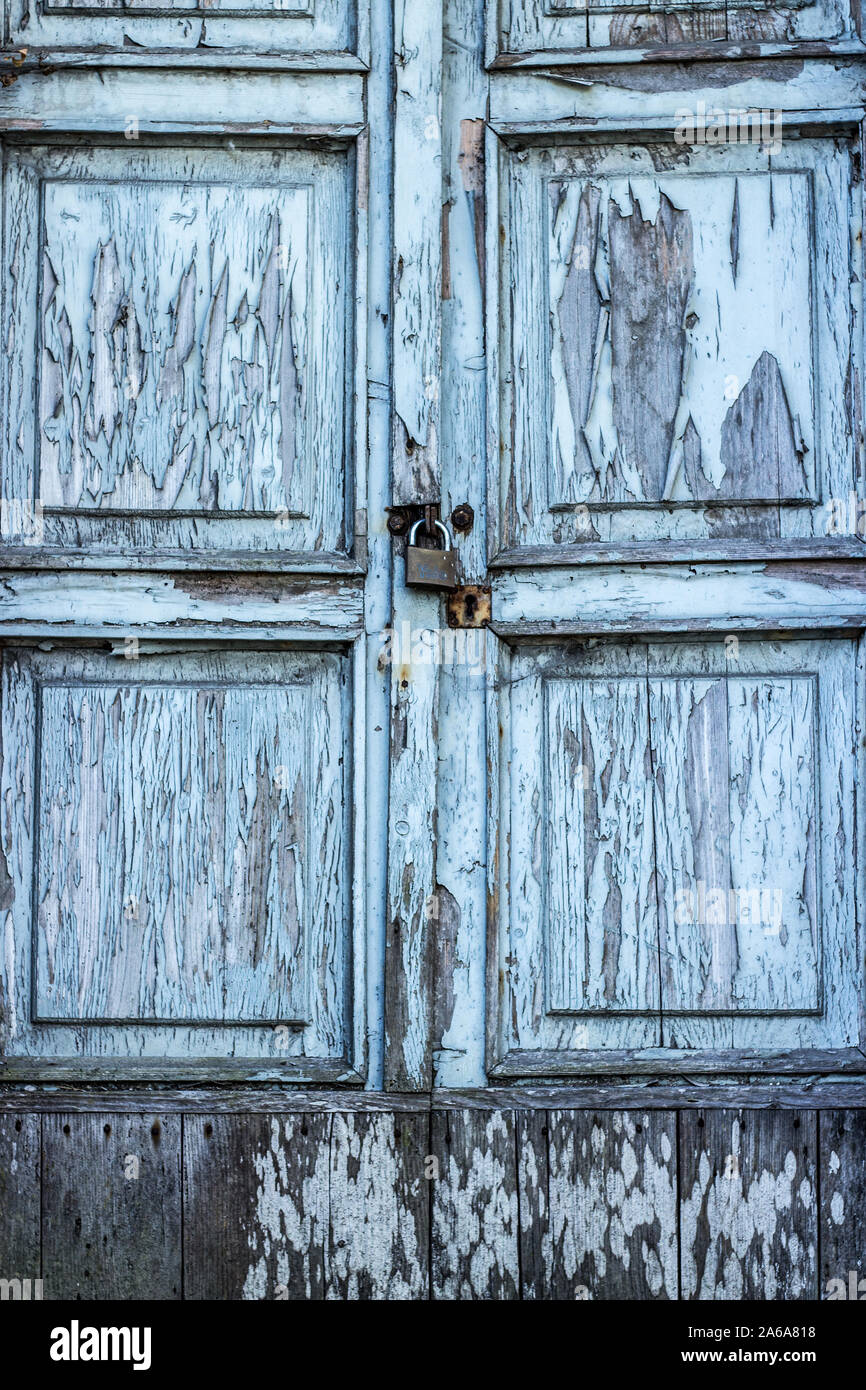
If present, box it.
[405,519,459,590]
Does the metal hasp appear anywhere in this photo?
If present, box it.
[404,517,459,590]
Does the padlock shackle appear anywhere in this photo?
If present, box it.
[407,518,453,551]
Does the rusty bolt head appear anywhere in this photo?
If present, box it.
[451,504,474,532]
[387,512,410,536]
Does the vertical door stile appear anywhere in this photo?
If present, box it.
[433,0,491,1088]
[384,0,445,1090]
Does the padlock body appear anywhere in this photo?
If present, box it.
[405,545,458,590]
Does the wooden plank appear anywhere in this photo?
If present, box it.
[0,70,366,133]
[327,1112,429,1299]
[5,1084,866,1113]
[0,1090,431,1114]
[0,572,364,639]
[384,2,444,1091]
[493,562,866,633]
[183,1114,330,1301]
[433,0,490,1090]
[516,1110,549,1299]
[519,1110,679,1299]
[41,1112,182,1300]
[384,594,441,1091]
[0,1114,41,1284]
[680,1109,819,1299]
[490,539,866,568]
[490,1047,866,1077]
[185,1112,429,1300]
[438,1085,866,1111]
[431,1109,519,1298]
[392,0,442,501]
[819,1111,866,1298]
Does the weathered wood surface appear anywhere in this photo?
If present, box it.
[8,0,369,59]
[0,1114,40,1279]
[818,1111,866,1298]
[392,0,442,502]
[495,136,854,555]
[41,1112,182,1300]
[520,1109,678,1299]
[3,1107,862,1299]
[432,1108,519,1298]
[184,1112,428,1299]
[680,1109,818,1299]
[1,645,361,1079]
[489,633,860,1074]
[489,0,852,58]
[4,141,360,561]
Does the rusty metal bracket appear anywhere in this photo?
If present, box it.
[446,585,491,629]
[386,502,438,540]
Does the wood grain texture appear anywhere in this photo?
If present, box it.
[185,1111,428,1299]
[41,1112,182,1300]
[519,1110,679,1299]
[819,1111,866,1297]
[5,142,357,560]
[544,673,658,1016]
[384,594,441,1091]
[680,1109,818,1299]
[490,0,850,55]
[490,635,859,1072]
[1,645,359,1075]
[392,0,442,501]
[183,1113,330,1300]
[434,0,490,1089]
[5,1104,866,1298]
[431,1108,519,1298]
[9,0,368,57]
[496,137,853,554]
[0,1114,41,1281]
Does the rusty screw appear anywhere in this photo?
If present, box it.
[387,511,410,536]
[451,503,474,533]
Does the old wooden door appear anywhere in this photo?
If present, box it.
[395,0,866,1098]
[0,9,381,1086]
[1,0,865,1301]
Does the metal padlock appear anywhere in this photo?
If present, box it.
[405,518,459,590]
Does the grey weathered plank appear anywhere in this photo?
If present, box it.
[520,1110,679,1299]
[680,1109,818,1299]
[327,1112,429,1300]
[0,1114,41,1281]
[490,1048,866,1078]
[819,1111,866,1298]
[5,1085,866,1114]
[431,1109,519,1299]
[439,1086,866,1111]
[41,1113,181,1300]
[185,1112,429,1300]
[183,1114,330,1301]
